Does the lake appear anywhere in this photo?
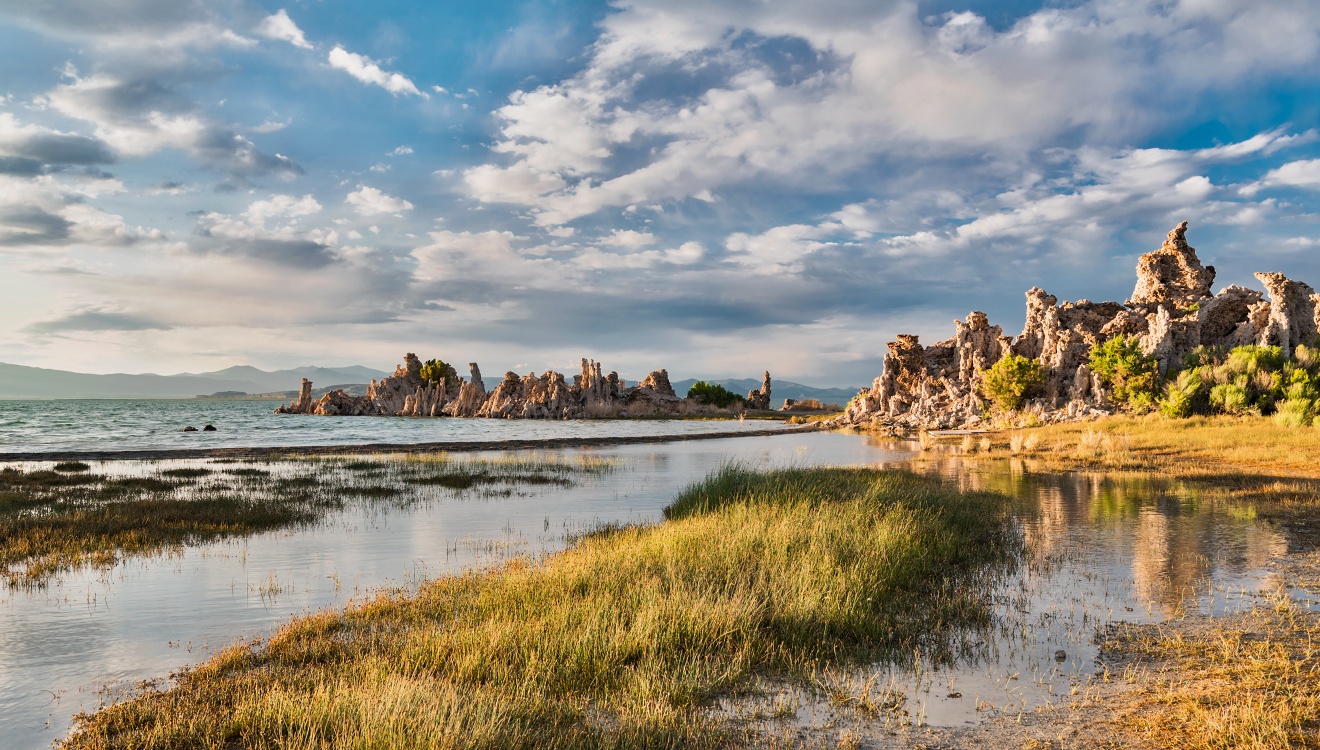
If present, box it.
[0,428,1301,748]
[0,399,789,454]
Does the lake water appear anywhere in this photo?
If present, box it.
[0,399,788,454]
[0,431,1303,748]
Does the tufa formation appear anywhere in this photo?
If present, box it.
[834,222,1320,430]
[278,356,713,419]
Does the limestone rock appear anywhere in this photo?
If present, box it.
[832,221,1314,431]
[745,371,772,410]
[275,378,316,414]
[1254,272,1318,360]
[1197,285,1264,348]
[275,352,772,422]
[1128,221,1215,306]
[629,369,682,410]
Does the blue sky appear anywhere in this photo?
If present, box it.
[1,0,1319,386]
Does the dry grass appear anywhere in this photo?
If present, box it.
[975,414,1320,477]
[1103,594,1320,749]
[62,466,1017,749]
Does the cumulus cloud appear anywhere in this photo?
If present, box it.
[328,46,423,97]
[463,0,1320,225]
[346,185,414,215]
[0,113,116,169]
[257,9,312,49]
[0,171,161,251]
[41,72,302,178]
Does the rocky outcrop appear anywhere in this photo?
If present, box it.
[835,222,1318,430]
[1255,272,1318,360]
[277,355,757,420]
[628,369,683,411]
[1128,221,1215,306]
[275,378,317,414]
[745,371,773,410]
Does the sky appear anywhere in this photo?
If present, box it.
[1,0,1319,387]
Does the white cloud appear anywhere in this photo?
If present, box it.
[346,185,414,215]
[463,162,566,204]
[389,145,414,156]
[328,46,423,97]
[257,10,312,50]
[39,73,301,178]
[598,229,656,248]
[1244,159,1320,194]
[463,0,1320,225]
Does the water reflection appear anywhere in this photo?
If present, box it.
[0,433,907,749]
[745,445,1293,732]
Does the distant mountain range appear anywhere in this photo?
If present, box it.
[0,362,392,400]
[0,362,863,404]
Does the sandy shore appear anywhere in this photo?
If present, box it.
[0,424,820,462]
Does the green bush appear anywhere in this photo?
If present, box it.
[1160,369,1204,418]
[1089,336,1161,407]
[419,358,455,388]
[687,381,744,408]
[1274,398,1315,427]
[979,354,1044,412]
[1158,343,1320,424]
[1209,383,1251,414]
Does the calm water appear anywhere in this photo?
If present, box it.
[0,399,788,454]
[0,432,1303,747]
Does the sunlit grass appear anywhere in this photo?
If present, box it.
[62,466,1017,749]
[1104,593,1320,750]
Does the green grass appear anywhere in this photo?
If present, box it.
[1,454,613,587]
[62,466,1017,749]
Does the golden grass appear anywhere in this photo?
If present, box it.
[1104,596,1320,750]
[977,414,1320,477]
[62,466,1017,749]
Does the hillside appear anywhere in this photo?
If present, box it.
[0,363,390,400]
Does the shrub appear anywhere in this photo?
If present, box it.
[1089,336,1161,406]
[1209,383,1250,414]
[419,358,455,388]
[1274,398,1315,427]
[1160,369,1204,418]
[979,354,1044,412]
[686,381,744,409]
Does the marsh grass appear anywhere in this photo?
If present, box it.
[1,453,613,587]
[62,466,1017,749]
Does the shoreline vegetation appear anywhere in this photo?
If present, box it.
[60,466,1017,749]
[1,454,614,588]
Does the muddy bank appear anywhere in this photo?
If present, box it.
[0,424,818,463]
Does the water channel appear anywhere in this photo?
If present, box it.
[0,431,1301,748]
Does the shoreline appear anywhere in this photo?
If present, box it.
[0,423,820,463]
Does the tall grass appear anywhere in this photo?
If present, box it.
[63,466,1017,749]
